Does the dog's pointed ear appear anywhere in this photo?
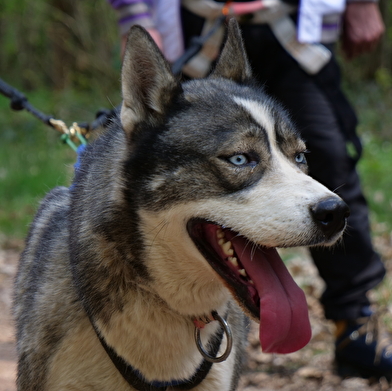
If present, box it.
[120,26,182,134]
[210,19,252,83]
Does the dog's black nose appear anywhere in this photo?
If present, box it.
[311,197,350,238]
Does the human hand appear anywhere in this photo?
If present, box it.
[342,2,385,59]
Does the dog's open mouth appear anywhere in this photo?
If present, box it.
[187,219,311,354]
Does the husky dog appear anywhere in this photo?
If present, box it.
[14,20,349,391]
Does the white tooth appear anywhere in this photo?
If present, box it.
[218,239,225,246]
[228,257,238,268]
[216,229,225,239]
[249,280,254,285]
[239,269,247,277]
[221,241,233,256]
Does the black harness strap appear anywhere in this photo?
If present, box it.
[92,321,224,391]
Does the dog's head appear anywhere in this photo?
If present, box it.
[119,20,349,354]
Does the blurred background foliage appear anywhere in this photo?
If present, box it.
[0,0,392,241]
[0,0,121,92]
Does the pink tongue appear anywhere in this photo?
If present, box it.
[228,234,311,354]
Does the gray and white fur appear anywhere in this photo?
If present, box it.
[14,20,348,391]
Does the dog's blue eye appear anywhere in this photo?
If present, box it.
[228,154,248,166]
[295,152,307,165]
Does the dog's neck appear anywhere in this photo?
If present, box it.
[88,287,231,387]
[92,313,226,391]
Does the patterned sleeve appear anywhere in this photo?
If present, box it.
[107,0,155,36]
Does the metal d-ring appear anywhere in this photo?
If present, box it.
[194,311,233,363]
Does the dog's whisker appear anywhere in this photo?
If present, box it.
[332,184,346,194]
[106,96,116,110]
[149,220,169,246]
[148,219,168,234]
[143,219,171,259]
[250,243,258,261]
[239,239,253,260]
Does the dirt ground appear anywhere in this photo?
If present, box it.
[1,237,392,391]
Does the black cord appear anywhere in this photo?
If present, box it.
[0,78,54,126]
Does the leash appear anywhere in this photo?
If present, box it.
[0,77,91,151]
[0,78,54,126]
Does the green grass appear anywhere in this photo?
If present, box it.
[0,79,391,241]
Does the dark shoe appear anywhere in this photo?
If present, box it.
[335,307,392,380]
